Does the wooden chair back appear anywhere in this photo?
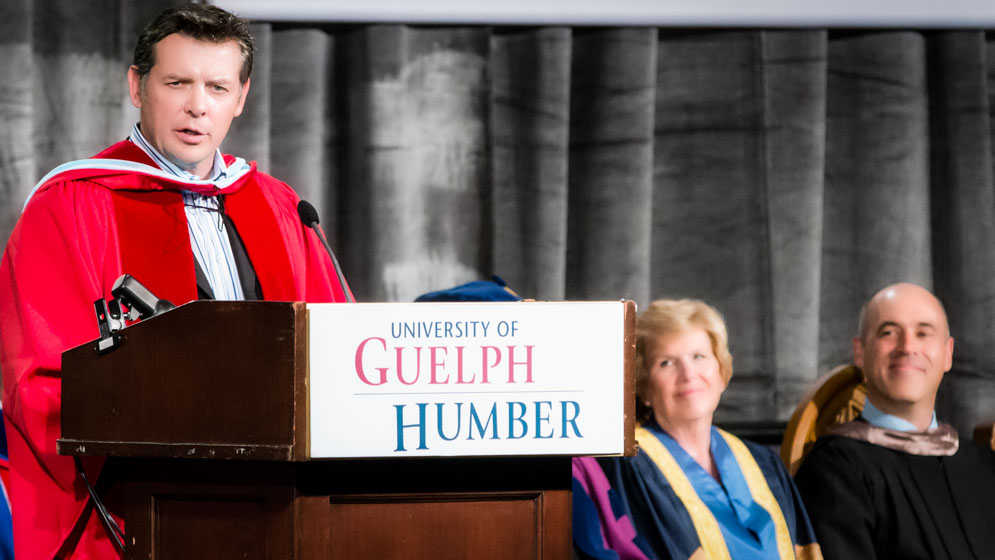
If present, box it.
[780,364,867,475]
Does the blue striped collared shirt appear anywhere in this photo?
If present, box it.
[128,124,245,300]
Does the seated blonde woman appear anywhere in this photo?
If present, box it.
[573,299,822,560]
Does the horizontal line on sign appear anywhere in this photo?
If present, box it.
[353,389,585,396]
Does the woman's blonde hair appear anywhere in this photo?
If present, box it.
[635,299,733,422]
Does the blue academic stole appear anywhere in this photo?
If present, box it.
[634,424,797,560]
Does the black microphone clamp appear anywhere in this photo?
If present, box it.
[93,274,175,354]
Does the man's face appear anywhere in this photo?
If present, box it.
[853,284,954,415]
[128,33,249,179]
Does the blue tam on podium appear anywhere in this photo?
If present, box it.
[415,275,522,302]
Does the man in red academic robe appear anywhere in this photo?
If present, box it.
[0,5,351,558]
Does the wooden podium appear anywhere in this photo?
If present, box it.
[59,300,634,559]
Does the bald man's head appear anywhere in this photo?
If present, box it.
[853,282,954,426]
[857,283,950,342]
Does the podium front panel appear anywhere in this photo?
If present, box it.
[60,301,308,461]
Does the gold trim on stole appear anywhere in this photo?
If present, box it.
[634,425,732,560]
[716,429,797,560]
[794,543,824,560]
[635,425,806,560]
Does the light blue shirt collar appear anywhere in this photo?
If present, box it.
[129,123,228,182]
[862,398,938,432]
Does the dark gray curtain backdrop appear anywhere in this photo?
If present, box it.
[2,0,994,435]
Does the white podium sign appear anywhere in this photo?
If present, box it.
[308,301,627,458]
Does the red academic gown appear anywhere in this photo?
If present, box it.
[0,141,351,559]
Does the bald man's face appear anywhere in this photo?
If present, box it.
[854,285,953,413]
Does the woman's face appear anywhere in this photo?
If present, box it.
[644,327,725,430]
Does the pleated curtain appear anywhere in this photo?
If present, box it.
[2,0,994,435]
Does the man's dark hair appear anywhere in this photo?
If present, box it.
[132,3,254,85]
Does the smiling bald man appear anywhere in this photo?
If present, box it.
[795,283,995,560]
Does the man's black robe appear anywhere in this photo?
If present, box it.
[795,428,995,560]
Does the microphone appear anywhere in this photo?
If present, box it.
[93,274,175,354]
[111,274,175,319]
[297,200,354,303]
